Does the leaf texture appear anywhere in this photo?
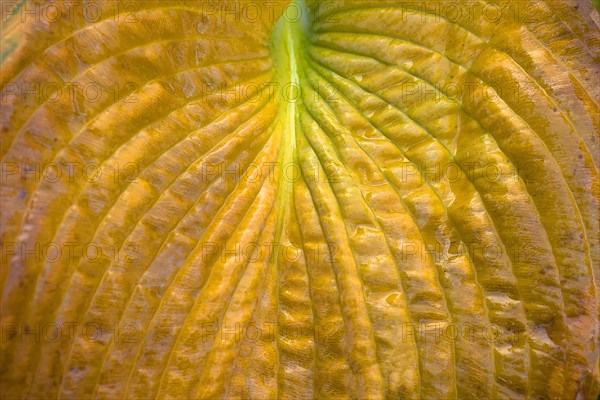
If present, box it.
[1,0,599,399]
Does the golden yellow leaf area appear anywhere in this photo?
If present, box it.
[1,0,599,398]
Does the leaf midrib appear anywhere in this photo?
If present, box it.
[270,0,306,247]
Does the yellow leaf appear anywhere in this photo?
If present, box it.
[1,0,599,398]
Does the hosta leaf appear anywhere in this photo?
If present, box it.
[1,0,599,399]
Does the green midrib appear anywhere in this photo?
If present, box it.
[270,0,307,247]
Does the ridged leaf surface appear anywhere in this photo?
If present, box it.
[1,0,599,398]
